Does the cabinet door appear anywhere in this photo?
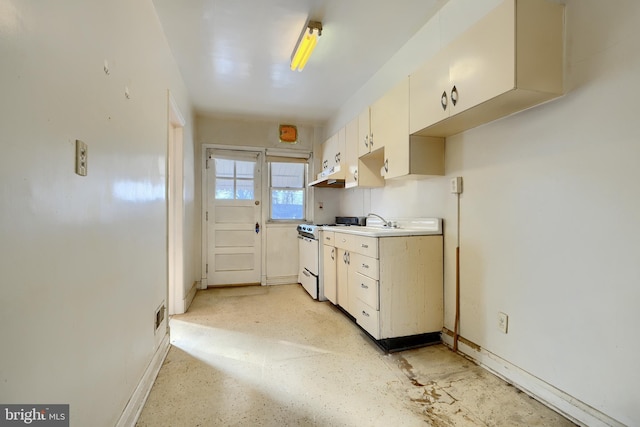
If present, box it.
[336,248,349,311]
[372,78,410,179]
[321,134,335,172]
[370,78,408,159]
[344,117,359,187]
[409,48,451,134]
[335,127,346,170]
[323,245,337,304]
[447,0,515,115]
[357,107,371,158]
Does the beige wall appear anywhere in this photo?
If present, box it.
[0,0,197,425]
[327,0,640,425]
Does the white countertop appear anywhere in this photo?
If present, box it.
[322,217,442,237]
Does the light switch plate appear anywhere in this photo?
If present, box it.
[498,311,508,334]
[75,139,88,176]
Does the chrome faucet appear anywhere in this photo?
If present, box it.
[367,213,392,228]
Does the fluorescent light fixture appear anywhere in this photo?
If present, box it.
[290,20,322,72]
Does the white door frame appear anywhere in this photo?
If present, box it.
[167,92,186,314]
[201,144,268,289]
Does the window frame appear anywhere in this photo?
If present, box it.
[267,160,308,222]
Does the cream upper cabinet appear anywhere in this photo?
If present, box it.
[357,107,374,158]
[344,117,359,187]
[345,115,384,189]
[410,0,564,137]
[373,78,445,180]
[320,128,345,173]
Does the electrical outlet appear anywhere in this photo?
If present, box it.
[498,311,508,334]
[450,176,462,194]
[75,140,88,176]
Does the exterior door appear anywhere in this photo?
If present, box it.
[206,149,262,286]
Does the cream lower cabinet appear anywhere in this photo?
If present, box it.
[332,231,443,350]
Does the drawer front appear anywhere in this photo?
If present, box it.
[334,232,352,250]
[354,272,379,310]
[354,299,380,339]
[322,231,335,245]
[351,253,379,280]
[351,235,378,258]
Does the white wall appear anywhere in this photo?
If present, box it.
[0,1,196,426]
[327,0,640,425]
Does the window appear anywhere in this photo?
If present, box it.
[269,162,306,220]
[214,158,255,200]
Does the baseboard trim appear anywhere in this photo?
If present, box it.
[116,333,170,427]
[441,332,624,427]
[184,281,198,311]
[265,275,298,286]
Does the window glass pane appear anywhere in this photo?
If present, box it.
[236,179,254,200]
[271,163,304,188]
[215,159,234,178]
[271,189,304,219]
[215,178,234,199]
[236,161,255,179]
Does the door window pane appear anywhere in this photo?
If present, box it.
[215,159,234,178]
[214,158,256,200]
[215,179,234,199]
[236,179,254,200]
[236,161,255,179]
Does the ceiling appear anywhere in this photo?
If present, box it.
[152,0,447,124]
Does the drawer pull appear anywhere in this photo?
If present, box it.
[361,283,368,289]
[325,236,330,240]
[361,243,368,248]
[362,310,370,317]
[361,263,369,269]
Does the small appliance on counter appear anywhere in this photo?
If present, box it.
[335,216,366,226]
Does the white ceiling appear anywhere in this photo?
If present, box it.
[152,0,447,124]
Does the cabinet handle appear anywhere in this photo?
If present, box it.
[362,310,370,317]
[364,134,369,148]
[343,252,347,263]
[384,159,389,173]
[361,263,369,269]
[331,248,335,260]
[354,169,358,181]
[347,252,350,265]
[335,152,341,164]
[361,243,368,248]
[451,85,458,106]
[325,236,330,240]
[441,91,448,111]
[303,270,310,277]
[323,159,328,169]
[370,133,374,147]
[361,283,368,289]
